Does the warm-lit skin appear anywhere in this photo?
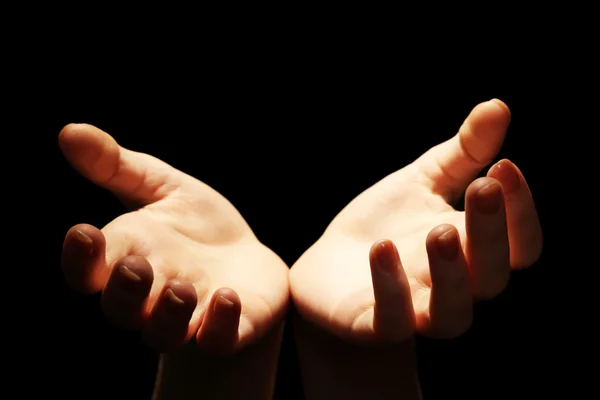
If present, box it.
[59,123,290,357]
[290,99,543,345]
[58,99,543,399]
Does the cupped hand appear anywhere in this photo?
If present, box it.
[289,99,542,344]
[60,124,289,355]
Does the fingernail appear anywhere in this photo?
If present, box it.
[373,240,399,273]
[475,181,502,215]
[211,296,238,331]
[490,98,511,120]
[437,229,459,261]
[492,159,520,194]
[118,264,142,282]
[165,288,185,305]
[214,295,235,312]
[73,230,94,255]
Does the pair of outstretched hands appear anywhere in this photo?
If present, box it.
[60,99,542,356]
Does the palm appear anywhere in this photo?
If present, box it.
[290,99,542,343]
[111,190,287,338]
[60,124,289,354]
[334,170,462,301]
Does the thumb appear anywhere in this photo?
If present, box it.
[58,123,184,206]
[413,99,511,204]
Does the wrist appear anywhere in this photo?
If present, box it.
[292,312,422,400]
[152,323,285,400]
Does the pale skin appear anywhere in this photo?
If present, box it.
[59,122,290,369]
[289,99,543,399]
[59,98,542,399]
[290,98,543,346]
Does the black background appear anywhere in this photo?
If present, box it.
[25,33,585,399]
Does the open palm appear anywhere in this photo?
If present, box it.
[60,124,289,355]
[290,99,542,344]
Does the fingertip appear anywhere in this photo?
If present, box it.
[477,98,510,126]
[62,224,107,294]
[466,177,504,216]
[463,100,511,148]
[163,280,199,308]
[58,123,80,146]
[490,98,511,120]
[426,224,460,262]
[212,287,241,306]
[143,280,198,352]
[58,123,120,184]
[369,239,399,274]
[69,229,93,256]
[112,256,154,285]
[426,224,454,247]
[488,159,521,194]
[65,223,106,249]
[58,123,100,150]
[195,288,242,356]
[101,256,154,329]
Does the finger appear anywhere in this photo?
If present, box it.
[61,224,110,294]
[58,123,185,207]
[424,224,472,338]
[465,177,511,300]
[196,288,242,356]
[142,280,198,353]
[487,159,543,269]
[414,99,511,203]
[62,222,138,293]
[101,256,154,329]
[369,240,415,342]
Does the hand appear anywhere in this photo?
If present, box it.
[59,124,289,355]
[289,99,542,344]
